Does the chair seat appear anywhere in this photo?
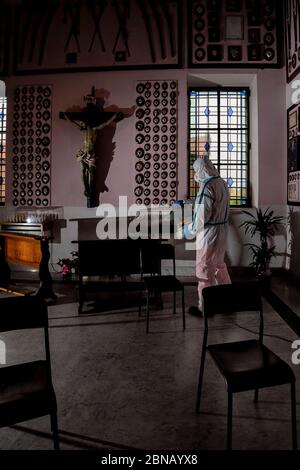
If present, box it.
[79,279,143,292]
[143,275,183,292]
[208,339,295,393]
[0,360,57,427]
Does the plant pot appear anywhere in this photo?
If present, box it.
[257,272,272,290]
[62,272,72,281]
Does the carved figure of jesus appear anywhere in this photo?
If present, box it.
[60,89,127,207]
[71,110,123,206]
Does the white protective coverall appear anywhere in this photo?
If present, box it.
[184,156,231,310]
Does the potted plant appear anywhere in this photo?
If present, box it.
[57,251,79,280]
[240,207,285,287]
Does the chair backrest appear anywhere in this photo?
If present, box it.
[0,296,48,332]
[202,282,262,317]
[0,295,53,378]
[77,239,141,277]
[158,243,176,276]
[139,241,176,276]
[140,239,161,275]
[202,282,263,342]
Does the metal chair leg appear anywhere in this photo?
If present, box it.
[196,338,207,413]
[182,289,185,330]
[254,389,259,403]
[50,412,60,450]
[146,291,150,334]
[78,287,84,315]
[138,280,142,317]
[291,382,297,450]
[173,290,176,314]
[227,393,233,451]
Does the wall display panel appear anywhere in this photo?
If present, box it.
[287,103,300,205]
[11,85,52,208]
[285,0,300,82]
[188,0,282,68]
[13,0,181,74]
[0,97,7,205]
[134,80,178,206]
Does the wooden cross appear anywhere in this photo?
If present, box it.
[59,87,124,207]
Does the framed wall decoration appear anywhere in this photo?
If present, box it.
[188,0,283,68]
[247,9,261,26]
[226,0,242,12]
[13,0,182,74]
[228,44,242,60]
[225,15,244,40]
[248,28,260,43]
[287,104,300,205]
[134,80,178,207]
[246,0,260,8]
[285,0,300,82]
[11,85,52,208]
[289,109,298,137]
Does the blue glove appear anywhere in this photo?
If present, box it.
[172,200,185,208]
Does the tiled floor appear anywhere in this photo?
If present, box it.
[0,277,299,450]
[272,276,300,316]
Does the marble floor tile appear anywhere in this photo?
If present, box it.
[0,281,299,450]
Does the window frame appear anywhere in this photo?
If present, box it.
[187,86,251,207]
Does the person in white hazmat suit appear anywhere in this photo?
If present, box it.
[183,155,231,315]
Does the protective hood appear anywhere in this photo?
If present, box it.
[193,155,219,183]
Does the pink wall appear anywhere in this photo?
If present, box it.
[2,67,289,269]
[5,68,287,210]
[257,68,287,206]
[5,70,187,209]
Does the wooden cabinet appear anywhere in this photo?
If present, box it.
[4,233,41,269]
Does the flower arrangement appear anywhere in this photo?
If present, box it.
[57,251,79,279]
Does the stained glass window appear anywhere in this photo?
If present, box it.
[188,88,250,206]
[0,97,6,205]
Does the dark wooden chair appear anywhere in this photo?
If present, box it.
[0,296,59,449]
[77,239,142,314]
[139,242,185,334]
[195,282,297,450]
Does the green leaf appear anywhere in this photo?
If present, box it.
[240,207,285,275]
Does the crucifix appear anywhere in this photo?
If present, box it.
[59,86,125,207]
